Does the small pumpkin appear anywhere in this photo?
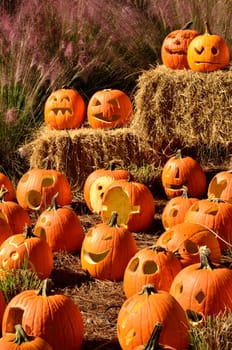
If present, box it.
[207,169,232,203]
[170,246,232,317]
[101,177,155,233]
[34,193,84,253]
[117,284,190,350]
[2,278,84,350]
[87,89,132,129]
[0,324,53,349]
[187,22,230,72]
[44,88,86,130]
[81,211,137,281]
[16,168,72,211]
[161,21,200,69]
[161,149,207,199]
[0,173,14,201]
[123,245,182,298]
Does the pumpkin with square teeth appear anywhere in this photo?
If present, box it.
[44,88,86,129]
[81,211,137,281]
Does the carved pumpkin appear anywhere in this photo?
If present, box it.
[87,89,132,129]
[81,211,137,281]
[161,22,199,69]
[34,193,84,253]
[16,168,72,211]
[0,324,53,349]
[83,161,130,213]
[44,88,86,130]
[2,279,84,350]
[117,284,190,350]
[184,197,232,252]
[187,22,230,72]
[0,173,14,201]
[101,178,155,233]
[161,149,207,199]
[0,185,31,234]
[161,186,198,229]
[156,222,221,267]
[170,246,232,317]
[0,225,53,279]
[207,169,232,203]
[123,245,182,298]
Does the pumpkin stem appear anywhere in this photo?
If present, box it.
[47,192,59,211]
[143,322,164,350]
[152,245,166,253]
[0,184,9,202]
[181,185,189,198]
[108,159,124,170]
[181,21,193,30]
[23,224,36,239]
[199,246,215,270]
[175,149,182,159]
[37,278,54,296]
[204,21,211,35]
[139,284,157,295]
[108,211,119,227]
[13,324,31,344]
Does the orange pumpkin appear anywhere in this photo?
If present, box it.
[117,284,190,350]
[81,211,137,281]
[161,149,207,199]
[44,88,86,130]
[16,168,72,211]
[123,245,182,298]
[207,169,232,203]
[0,173,14,201]
[187,22,230,72]
[2,279,84,350]
[34,193,84,253]
[87,89,132,129]
[170,246,232,317]
[101,178,155,233]
[161,22,199,69]
[0,211,13,245]
[156,222,221,267]
[0,324,53,349]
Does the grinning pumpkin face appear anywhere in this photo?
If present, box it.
[87,89,132,129]
[187,22,230,72]
[44,88,86,129]
[161,27,199,69]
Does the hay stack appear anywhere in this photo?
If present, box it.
[130,65,232,166]
[22,126,158,198]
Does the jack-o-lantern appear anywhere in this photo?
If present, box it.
[44,88,86,130]
[187,22,230,72]
[87,89,132,129]
[161,149,207,199]
[161,21,200,69]
[207,169,232,204]
[16,168,72,211]
[81,211,137,281]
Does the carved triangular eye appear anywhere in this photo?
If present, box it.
[195,46,204,54]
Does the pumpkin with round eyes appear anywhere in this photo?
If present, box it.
[161,22,199,69]
[87,89,132,129]
[80,211,137,281]
[44,88,86,130]
[207,169,232,204]
[187,22,230,72]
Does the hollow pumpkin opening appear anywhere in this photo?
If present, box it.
[82,249,111,264]
[208,178,227,198]
[4,307,24,333]
[89,175,115,213]
[143,260,158,274]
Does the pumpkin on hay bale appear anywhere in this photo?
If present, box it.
[130,65,232,167]
[20,126,158,199]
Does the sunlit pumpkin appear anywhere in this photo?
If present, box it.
[161,21,200,69]
[81,211,137,281]
[117,284,190,350]
[187,22,230,72]
[16,168,72,211]
[0,172,14,201]
[161,149,207,199]
[207,169,232,203]
[87,89,133,129]
[44,88,86,130]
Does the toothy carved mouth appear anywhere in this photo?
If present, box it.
[165,48,187,55]
[52,108,72,114]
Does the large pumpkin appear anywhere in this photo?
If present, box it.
[207,169,232,203]
[101,178,155,233]
[2,279,84,350]
[161,22,199,69]
[117,284,190,350]
[44,88,86,130]
[187,22,230,72]
[16,168,72,211]
[81,211,137,281]
[161,149,207,199]
[87,89,132,129]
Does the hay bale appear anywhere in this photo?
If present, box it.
[130,65,232,167]
[22,126,158,198]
